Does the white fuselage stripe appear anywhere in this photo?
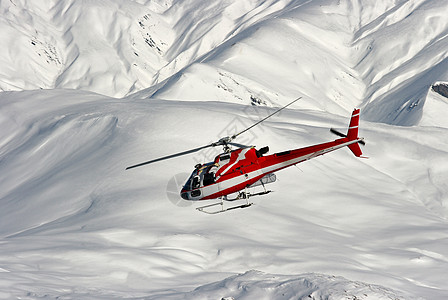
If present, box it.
[194,139,359,200]
[261,139,358,175]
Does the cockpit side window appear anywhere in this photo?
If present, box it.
[202,163,218,186]
[192,175,201,189]
[203,173,214,186]
[185,162,217,190]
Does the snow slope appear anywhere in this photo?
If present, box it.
[1,89,447,299]
[1,0,448,299]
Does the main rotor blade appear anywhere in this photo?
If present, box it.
[231,97,302,140]
[126,97,302,170]
[228,142,250,149]
[126,144,214,170]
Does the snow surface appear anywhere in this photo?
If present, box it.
[1,0,448,299]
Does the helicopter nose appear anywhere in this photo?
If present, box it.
[180,191,189,200]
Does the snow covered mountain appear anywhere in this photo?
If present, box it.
[1,0,448,299]
[2,0,448,124]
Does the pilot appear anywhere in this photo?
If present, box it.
[203,163,219,186]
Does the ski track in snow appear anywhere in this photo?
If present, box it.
[0,0,448,299]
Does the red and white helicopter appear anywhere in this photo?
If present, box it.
[126,98,365,214]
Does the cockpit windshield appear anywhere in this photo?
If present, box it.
[183,162,218,191]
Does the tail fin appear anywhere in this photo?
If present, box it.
[347,108,360,140]
[347,108,363,157]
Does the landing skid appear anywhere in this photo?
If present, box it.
[196,189,272,214]
[196,201,253,214]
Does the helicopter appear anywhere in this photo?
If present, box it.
[126,97,365,214]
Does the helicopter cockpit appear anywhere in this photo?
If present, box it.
[181,162,219,199]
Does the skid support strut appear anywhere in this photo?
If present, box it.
[196,193,253,214]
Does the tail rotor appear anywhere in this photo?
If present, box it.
[330,128,365,145]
